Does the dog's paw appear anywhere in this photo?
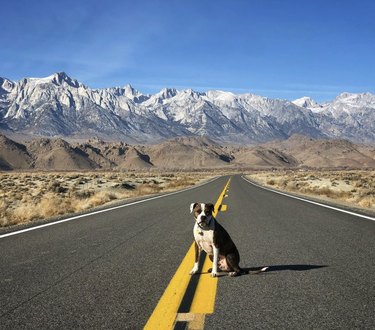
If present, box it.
[211,271,218,277]
[189,269,198,275]
[228,271,238,277]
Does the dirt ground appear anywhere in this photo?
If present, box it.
[2,169,373,228]
[0,171,215,227]
[246,170,375,213]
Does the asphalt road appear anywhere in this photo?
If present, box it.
[1,175,374,329]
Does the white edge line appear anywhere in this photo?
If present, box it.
[241,176,375,222]
[0,176,221,239]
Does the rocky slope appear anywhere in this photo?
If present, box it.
[1,134,374,171]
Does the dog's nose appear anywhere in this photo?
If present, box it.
[200,215,207,222]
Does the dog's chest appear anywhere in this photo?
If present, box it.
[193,223,215,255]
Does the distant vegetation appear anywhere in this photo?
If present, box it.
[247,170,375,213]
[1,169,374,228]
[0,171,213,227]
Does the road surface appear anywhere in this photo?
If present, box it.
[1,175,374,329]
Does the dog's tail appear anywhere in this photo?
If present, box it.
[243,267,269,275]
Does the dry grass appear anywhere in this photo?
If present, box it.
[0,171,214,227]
[247,170,375,212]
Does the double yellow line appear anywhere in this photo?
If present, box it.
[144,178,231,330]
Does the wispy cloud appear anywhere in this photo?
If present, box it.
[127,82,372,103]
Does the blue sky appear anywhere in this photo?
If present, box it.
[1,0,374,102]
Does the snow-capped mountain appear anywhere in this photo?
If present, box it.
[1,72,374,144]
[292,96,323,112]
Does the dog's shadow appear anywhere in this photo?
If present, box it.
[243,264,328,274]
[200,264,327,277]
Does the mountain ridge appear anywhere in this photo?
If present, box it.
[1,133,374,171]
[1,72,375,144]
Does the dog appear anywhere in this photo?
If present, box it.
[189,202,268,277]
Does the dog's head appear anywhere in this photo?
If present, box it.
[190,202,215,227]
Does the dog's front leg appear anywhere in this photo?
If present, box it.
[189,242,201,275]
[211,245,219,277]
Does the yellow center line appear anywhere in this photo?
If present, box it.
[144,177,231,330]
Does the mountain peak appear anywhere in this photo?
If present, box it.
[158,88,178,99]
[52,72,79,87]
[54,71,68,81]
[123,84,147,103]
[335,92,375,101]
[1,73,375,144]
[124,84,137,97]
[333,92,375,109]
[27,72,79,88]
[292,96,320,108]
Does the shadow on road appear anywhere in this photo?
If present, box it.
[243,264,328,274]
[194,265,328,277]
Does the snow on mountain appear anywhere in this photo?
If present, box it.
[28,72,80,88]
[0,77,15,93]
[0,72,374,144]
[292,96,323,112]
[326,92,375,116]
[315,93,375,143]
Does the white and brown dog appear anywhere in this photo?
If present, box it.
[189,202,242,277]
[189,202,268,277]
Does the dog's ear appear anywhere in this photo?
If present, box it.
[207,203,215,213]
[190,202,198,213]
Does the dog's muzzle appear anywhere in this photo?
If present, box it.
[198,215,211,227]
